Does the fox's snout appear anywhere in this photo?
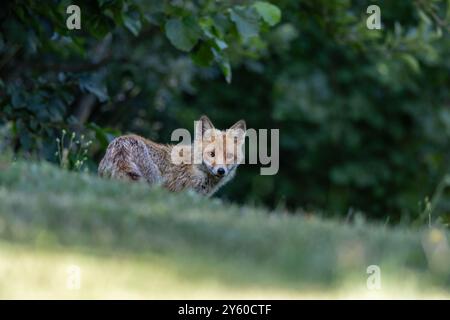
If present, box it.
[215,166,226,177]
[204,161,229,177]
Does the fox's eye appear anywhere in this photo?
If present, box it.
[209,151,215,157]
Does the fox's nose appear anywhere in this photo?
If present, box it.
[217,167,225,176]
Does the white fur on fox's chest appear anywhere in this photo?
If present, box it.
[188,166,237,197]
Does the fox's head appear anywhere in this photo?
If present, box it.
[196,115,246,178]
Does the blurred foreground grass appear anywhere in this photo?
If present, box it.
[0,160,449,299]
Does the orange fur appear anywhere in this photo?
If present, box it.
[98,116,246,196]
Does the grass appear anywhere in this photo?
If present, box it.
[0,159,449,299]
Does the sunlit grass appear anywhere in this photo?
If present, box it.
[1,242,449,299]
[0,242,303,299]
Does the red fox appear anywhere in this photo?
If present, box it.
[98,115,246,196]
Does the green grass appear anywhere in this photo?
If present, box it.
[0,160,449,299]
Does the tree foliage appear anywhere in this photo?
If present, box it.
[0,0,280,152]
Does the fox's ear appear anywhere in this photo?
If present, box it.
[199,115,214,135]
[230,119,246,132]
[228,119,246,142]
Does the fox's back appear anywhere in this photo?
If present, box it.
[98,135,168,183]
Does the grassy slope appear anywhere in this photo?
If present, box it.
[0,160,449,299]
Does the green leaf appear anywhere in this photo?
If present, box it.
[87,16,113,39]
[253,1,281,26]
[400,54,421,74]
[124,15,142,36]
[229,7,260,41]
[191,44,214,67]
[87,123,120,150]
[213,13,232,36]
[79,76,109,102]
[212,48,231,83]
[198,17,228,50]
[214,38,228,50]
[199,16,215,38]
[165,18,200,52]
